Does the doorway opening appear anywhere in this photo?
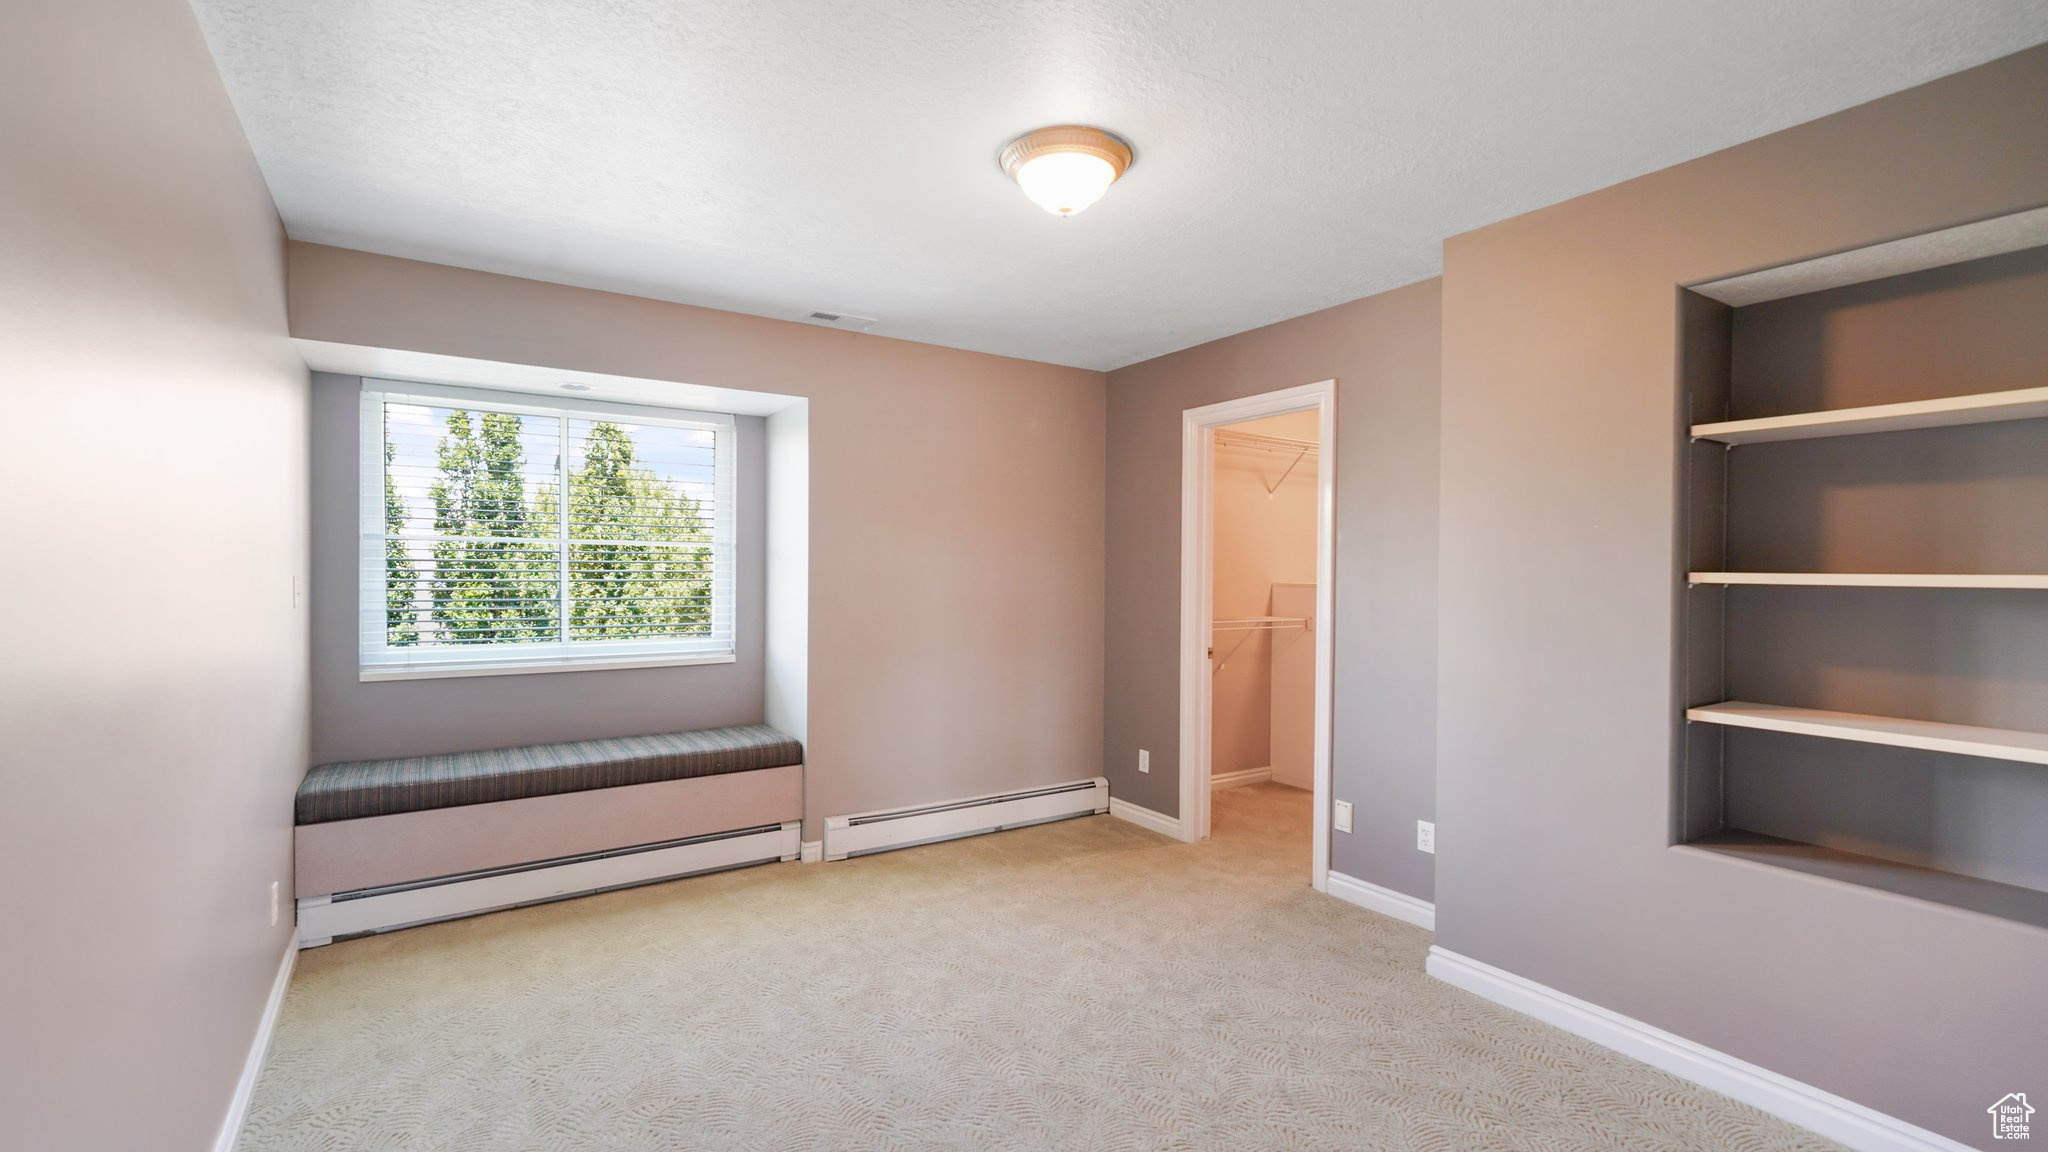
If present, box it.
[1179,381,1335,892]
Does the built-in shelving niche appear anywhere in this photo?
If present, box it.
[1678,205,2048,930]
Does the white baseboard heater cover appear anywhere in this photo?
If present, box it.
[823,777,1109,861]
[297,821,800,947]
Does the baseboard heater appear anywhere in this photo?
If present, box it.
[823,777,1108,861]
[297,821,800,947]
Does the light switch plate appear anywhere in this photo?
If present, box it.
[1333,800,1353,833]
[1417,820,1436,854]
[1138,749,1150,774]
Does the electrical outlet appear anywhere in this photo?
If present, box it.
[1333,800,1353,833]
[1137,749,1150,774]
[1416,820,1435,854]
[269,880,281,927]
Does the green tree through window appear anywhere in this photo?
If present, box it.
[383,440,419,646]
[423,409,557,644]
[539,420,713,640]
[383,407,714,649]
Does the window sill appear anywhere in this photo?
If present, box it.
[360,652,737,682]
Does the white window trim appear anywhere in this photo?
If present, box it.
[359,379,737,681]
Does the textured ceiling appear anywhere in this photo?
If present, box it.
[190,1,2048,370]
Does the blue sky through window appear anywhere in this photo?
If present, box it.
[383,403,716,534]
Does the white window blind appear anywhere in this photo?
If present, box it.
[359,381,736,679]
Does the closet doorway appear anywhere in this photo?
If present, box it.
[1178,381,1335,892]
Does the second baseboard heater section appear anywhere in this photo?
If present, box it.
[823,777,1109,861]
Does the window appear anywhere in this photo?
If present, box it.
[360,381,735,679]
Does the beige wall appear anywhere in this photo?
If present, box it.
[285,243,1106,836]
[0,1,309,1149]
[1210,411,1319,782]
[1106,278,1442,900]
[1435,45,2048,1142]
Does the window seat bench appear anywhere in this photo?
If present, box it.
[293,725,804,947]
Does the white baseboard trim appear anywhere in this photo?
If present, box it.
[214,936,296,1152]
[799,840,823,863]
[1425,947,1971,1152]
[1209,766,1273,790]
[1326,871,1435,931]
[1108,797,1183,840]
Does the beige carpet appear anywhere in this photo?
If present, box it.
[241,784,1837,1151]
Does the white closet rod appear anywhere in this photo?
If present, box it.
[1212,616,1312,632]
[1216,429,1316,492]
[1210,616,1313,670]
[1215,430,1317,454]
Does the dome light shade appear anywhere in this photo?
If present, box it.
[1000,126,1133,217]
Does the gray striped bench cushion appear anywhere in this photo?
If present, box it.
[295,725,804,825]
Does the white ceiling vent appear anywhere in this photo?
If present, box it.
[799,310,879,332]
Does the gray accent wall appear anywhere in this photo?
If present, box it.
[1436,45,2048,1144]
[309,373,769,763]
[0,2,309,1148]
[1104,278,1442,902]
[1729,243,2048,415]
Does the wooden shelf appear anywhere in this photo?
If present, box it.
[1687,701,2048,766]
[1682,830,2048,931]
[1688,571,2048,589]
[1690,384,2048,445]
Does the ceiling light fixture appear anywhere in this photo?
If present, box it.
[999,125,1134,217]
